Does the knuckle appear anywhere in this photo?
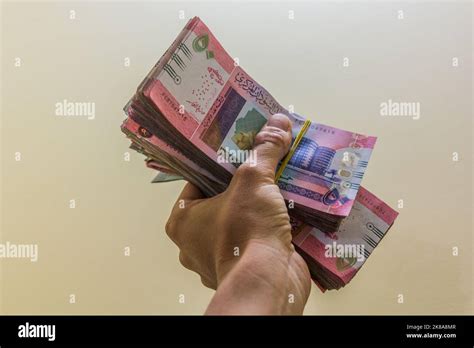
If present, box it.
[165,216,178,241]
[256,127,290,149]
[165,218,173,236]
[200,276,216,290]
[178,252,192,270]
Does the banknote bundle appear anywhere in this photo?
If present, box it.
[121,17,398,290]
[122,16,377,231]
[291,187,398,290]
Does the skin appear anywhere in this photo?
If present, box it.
[165,113,311,315]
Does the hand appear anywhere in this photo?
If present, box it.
[165,113,311,315]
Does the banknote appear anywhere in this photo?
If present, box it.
[122,116,226,196]
[151,171,184,183]
[291,186,399,291]
[124,16,377,231]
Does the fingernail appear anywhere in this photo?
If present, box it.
[267,113,291,131]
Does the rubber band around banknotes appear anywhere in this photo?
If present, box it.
[274,119,312,184]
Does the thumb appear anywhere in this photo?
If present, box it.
[235,113,293,184]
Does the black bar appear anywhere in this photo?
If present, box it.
[0,315,472,345]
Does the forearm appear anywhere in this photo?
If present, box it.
[206,240,308,315]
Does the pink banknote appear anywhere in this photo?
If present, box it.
[132,16,377,219]
[291,186,399,290]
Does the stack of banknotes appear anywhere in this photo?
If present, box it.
[121,17,398,291]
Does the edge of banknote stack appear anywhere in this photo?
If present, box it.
[121,16,399,291]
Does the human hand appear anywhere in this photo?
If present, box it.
[165,113,311,315]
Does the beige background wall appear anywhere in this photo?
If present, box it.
[1,0,472,314]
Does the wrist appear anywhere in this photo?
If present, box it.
[208,239,300,315]
[215,237,292,286]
